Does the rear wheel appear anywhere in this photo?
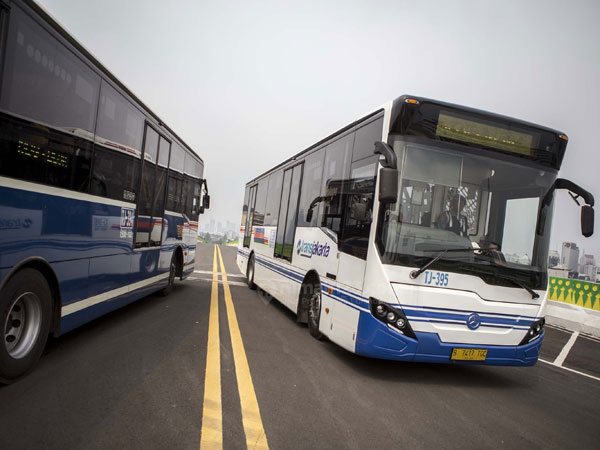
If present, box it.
[308,286,324,340]
[247,255,257,290]
[0,269,52,384]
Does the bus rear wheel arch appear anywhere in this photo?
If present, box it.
[0,268,53,384]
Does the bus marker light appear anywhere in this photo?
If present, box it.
[405,98,420,104]
[325,308,329,314]
[327,287,333,294]
[559,134,568,141]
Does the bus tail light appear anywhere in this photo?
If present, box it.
[519,318,545,345]
[369,298,416,339]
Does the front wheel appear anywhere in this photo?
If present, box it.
[161,256,177,297]
[0,269,52,384]
[308,287,324,340]
[247,255,257,290]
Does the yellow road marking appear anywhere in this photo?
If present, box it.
[200,246,222,449]
[217,246,269,450]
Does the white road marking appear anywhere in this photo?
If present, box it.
[539,358,600,382]
[554,331,579,367]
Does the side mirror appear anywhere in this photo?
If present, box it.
[379,167,398,204]
[582,205,594,237]
[203,194,210,210]
[305,196,324,223]
[306,208,313,223]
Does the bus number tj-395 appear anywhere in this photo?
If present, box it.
[424,271,449,286]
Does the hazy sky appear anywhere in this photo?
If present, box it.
[37,0,600,257]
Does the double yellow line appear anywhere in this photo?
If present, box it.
[200,245,269,450]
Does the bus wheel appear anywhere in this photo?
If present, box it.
[308,287,324,340]
[161,256,177,297]
[0,269,52,384]
[247,255,257,290]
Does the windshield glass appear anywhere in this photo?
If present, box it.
[376,137,557,289]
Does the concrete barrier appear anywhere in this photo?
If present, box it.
[545,276,600,337]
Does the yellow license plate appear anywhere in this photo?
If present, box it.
[451,348,488,361]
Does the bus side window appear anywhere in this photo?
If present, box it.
[240,185,250,241]
[253,181,268,227]
[340,157,378,259]
[297,149,325,227]
[90,146,139,201]
[320,133,353,236]
[0,5,100,133]
[243,184,257,247]
[135,126,159,248]
[263,170,283,227]
[96,80,144,154]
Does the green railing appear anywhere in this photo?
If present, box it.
[548,276,600,311]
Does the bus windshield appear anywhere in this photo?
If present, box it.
[377,137,557,288]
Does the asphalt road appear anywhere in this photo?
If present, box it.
[1,244,599,450]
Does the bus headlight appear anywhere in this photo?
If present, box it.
[369,298,416,339]
[519,318,545,345]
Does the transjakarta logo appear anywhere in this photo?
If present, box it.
[0,218,32,230]
[297,239,330,258]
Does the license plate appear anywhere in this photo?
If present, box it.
[451,348,488,361]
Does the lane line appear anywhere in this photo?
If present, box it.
[554,331,579,367]
[200,246,222,450]
[217,245,269,450]
[539,358,600,382]
[188,276,247,287]
[195,269,245,278]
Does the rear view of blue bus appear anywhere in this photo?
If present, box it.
[0,0,208,383]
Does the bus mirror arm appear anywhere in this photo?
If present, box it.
[374,141,397,169]
[374,141,399,204]
[538,178,594,237]
[306,196,329,222]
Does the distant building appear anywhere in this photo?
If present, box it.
[548,267,570,279]
[579,253,596,281]
[561,242,580,274]
[548,250,560,268]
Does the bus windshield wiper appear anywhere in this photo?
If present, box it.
[409,247,495,279]
[428,252,541,300]
[500,276,539,300]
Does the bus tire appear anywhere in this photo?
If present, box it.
[308,285,324,340]
[161,255,177,297]
[247,254,257,290]
[0,269,52,384]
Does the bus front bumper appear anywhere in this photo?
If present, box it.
[354,311,543,366]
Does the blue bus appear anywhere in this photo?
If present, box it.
[0,0,209,383]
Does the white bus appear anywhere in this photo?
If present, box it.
[236,96,594,366]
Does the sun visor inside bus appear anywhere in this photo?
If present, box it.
[403,145,461,187]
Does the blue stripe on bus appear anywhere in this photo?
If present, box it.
[238,249,537,330]
[402,307,535,328]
